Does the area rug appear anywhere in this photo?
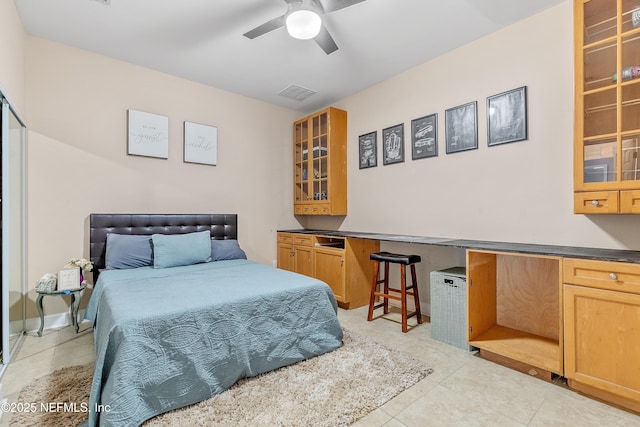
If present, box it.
[10,330,433,427]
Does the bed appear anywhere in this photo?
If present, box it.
[84,214,343,426]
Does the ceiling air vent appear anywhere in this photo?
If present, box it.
[278,85,317,101]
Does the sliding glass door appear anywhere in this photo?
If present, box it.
[1,96,26,366]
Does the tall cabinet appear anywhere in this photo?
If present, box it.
[293,107,347,215]
[574,0,640,213]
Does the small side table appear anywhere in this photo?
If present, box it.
[36,283,87,337]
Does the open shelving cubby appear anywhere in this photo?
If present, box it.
[466,250,563,376]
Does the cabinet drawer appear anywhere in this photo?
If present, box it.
[621,190,640,214]
[293,234,314,246]
[277,233,293,244]
[563,258,640,295]
[310,204,331,215]
[574,191,619,214]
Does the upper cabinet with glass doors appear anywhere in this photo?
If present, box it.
[574,0,640,213]
[293,107,347,215]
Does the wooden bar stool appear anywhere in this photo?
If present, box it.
[367,251,423,333]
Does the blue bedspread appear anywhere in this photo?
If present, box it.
[83,260,343,426]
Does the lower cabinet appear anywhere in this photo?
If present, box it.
[563,258,640,413]
[277,232,314,276]
[277,232,379,309]
[466,250,563,377]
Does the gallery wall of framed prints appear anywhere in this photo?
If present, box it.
[358,85,528,170]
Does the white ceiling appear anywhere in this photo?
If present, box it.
[15,0,565,114]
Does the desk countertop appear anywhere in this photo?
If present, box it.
[278,229,640,264]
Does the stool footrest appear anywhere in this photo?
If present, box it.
[386,286,417,293]
[373,292,402,302]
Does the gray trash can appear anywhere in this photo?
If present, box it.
[430,267,473,351]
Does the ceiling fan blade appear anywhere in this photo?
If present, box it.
[314,25,338,55]
[320,0,366,13]
[243,15,286,39]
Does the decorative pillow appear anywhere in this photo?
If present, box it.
[152,230,212,268]
[105,234,153,269]
[211,239,247,261]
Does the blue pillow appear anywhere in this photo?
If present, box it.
[211,239,247,261]
[152,231,212,268]
[105,234,153,269]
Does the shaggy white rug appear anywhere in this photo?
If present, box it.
[11,330,432,427]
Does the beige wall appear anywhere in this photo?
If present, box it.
[24,37,300,317]
[0,0,26,115]
[307,1,640,252]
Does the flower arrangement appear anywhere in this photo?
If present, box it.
[65,257,93,273]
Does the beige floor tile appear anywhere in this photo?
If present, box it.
[395,384,527,427]
[11,330,57,361]
[1,345,57,397]
[439,355,549,424]
[352,407,393,427]
[381,418,409,427]
[530,388,640,427]
[381,377,439,417]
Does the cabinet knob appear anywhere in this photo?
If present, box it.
[591,200,600,207]
[609,272,618,280]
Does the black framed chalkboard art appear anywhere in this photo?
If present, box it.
[358,131,377,169]
[445,101,478,154]
[382,123,404,165]
[487,86,528,147]
[411,113,438,160]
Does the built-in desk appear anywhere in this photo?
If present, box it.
[279,229,640,263]
[278,229,640,413]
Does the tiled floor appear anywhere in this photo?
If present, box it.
[1,307,639,426]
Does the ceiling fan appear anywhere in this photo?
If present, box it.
[243,0,367,55]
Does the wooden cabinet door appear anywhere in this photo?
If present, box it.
[564,284,640,406]
[314,249,345,302]
[277,242,295,272]
[294,245,314,277]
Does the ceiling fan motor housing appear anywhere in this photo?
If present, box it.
[286,0,323,40]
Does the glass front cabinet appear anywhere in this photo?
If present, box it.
[293,107,347,215]
[574,0,640,213]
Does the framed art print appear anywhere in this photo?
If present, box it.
[358,131,377,169]
[445,101,478,154]
[487,86,528,146]
[184,121,218,166]
[411,113,437,160]
[127,109,169,159]
[382,124,404,165]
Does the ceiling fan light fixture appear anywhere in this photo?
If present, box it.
[286,9,322,40]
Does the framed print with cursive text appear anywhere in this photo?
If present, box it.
[184,121,218,166]
[127,109,169,159]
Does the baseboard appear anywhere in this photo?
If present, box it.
[25,310,86,334]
